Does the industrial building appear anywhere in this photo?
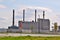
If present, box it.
[19,19,50,33]
[0,9,50,33]
[8,9,20,33]
[18,9,50,33]
[0,9,60,34]
[2,9,50,33]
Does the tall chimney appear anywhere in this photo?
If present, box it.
[23,9,25,22]
[12,9,15,26]
[35,9,37,22]
[43,11,45,19]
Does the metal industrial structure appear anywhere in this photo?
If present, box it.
[7,9,50,33]
[18,10,50,33]
[2,9,50,33]
[0,9,60,34]
[8,9,20,32]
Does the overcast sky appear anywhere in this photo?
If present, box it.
[0,0,60,29]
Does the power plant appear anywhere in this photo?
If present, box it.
[2,9,49,33]
[6,9,50,33]
[0,9,60,33]
[18,9,50,33]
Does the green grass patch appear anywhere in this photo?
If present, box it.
[0,36,60,40]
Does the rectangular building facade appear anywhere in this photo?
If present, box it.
[38,18,50,33]
[18,18,50,33]
[19,21,38,33]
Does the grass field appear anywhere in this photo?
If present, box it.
[0,36,60,40]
